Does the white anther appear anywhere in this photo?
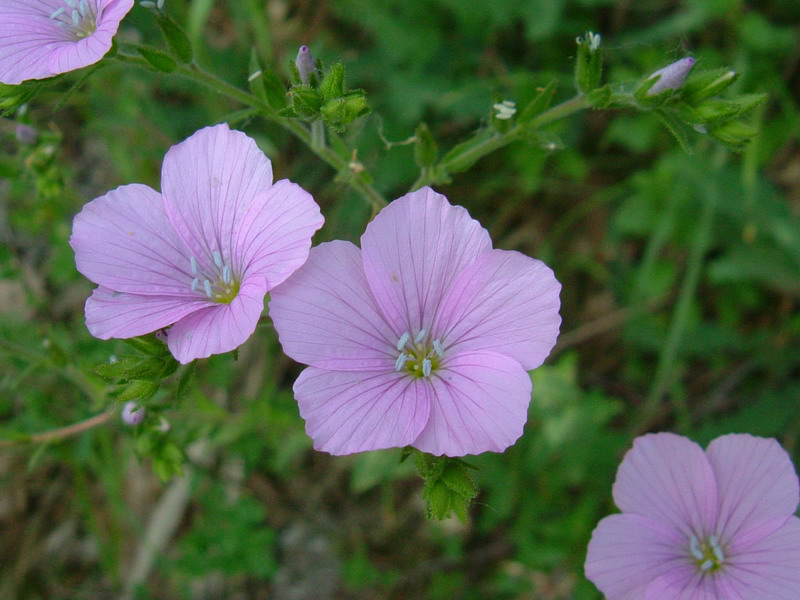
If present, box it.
[157,0,165,8]
[700,560,713,571]
[422,358,432,377]
[689,536,703,560]
[248,70,263,82]
[79,0,89,15]
[191,277,199,292]
[396,332,409,351]
[203,279,213,298]
[433,339,444,358]
[414,329,426,343]
[72,10,79,26]
[190,256,197,275]
[65,0,76,7]
[709,536,725,563]
[50,7,66,18]
[223,265,232,285]
[213,250,223,268]
[395,353,408,371]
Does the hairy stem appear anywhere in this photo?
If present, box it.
[0,411,115,448]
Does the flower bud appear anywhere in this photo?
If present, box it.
[121,402,146,426]
[15,124,38,145]
[296,45,315,85]
[646,57,696,96]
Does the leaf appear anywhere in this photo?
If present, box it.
[157,13,193,63]
[137,46,177,73]
[653,109,694,153]
[118,379,160,402]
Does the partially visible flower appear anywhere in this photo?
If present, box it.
[585,432,800,599]
[0,0,135,85]
[269,187,561,457]
[121,401,145,425]
[71,123,324,363]
[646,56,696,96]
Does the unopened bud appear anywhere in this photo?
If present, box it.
[647,57,696,96]
[15,124,38,145]
[296,45,315,85]
[122,402,146,426]
[157,417,171,433]
[155,329,168,343]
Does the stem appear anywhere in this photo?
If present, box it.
[115,53,387,210]
[310,120,325,151]
[411,94,592,191]
[0,411,115,448]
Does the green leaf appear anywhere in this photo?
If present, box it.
[248,48,286,110]
[683,68,739,103]
[157,13,193,63]
[137,45,177,73]
[708,119,758,151]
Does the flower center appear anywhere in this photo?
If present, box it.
[50,0,99,41]
[689,534,726,573]
[189,251,240,304]
[394,330,445,378]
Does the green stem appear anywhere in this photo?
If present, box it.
[411,94,592,191]
[115,53,387,210]
[635,162,722,433]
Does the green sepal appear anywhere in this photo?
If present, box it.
[414,451,479,522]
[683,68,739,103]
[634,75,675,107]
[122,335,170,357]
[653,109,694,154]
[708,120,758,151]
[176,362,195,403]
[574,33,602,94]
[691,94,767,126]
[118,379,160,403]
[587,84,613,109]
[319,62,346,102]
[96,356,169,382]
[156,13,193,63]
[288,86,321,119]
[517,81,556,124]
[137,45,177,73]
[0,82,40,116]
[414,122,438,168]
[320,93,370,131]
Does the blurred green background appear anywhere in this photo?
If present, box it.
[2,0,800,598]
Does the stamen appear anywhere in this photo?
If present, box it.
[396,332,409,351]
[700,560,713,572]
[422,358,432,377]
[72,10,80,26]
[203,279,213,298]
[414,329,426,343]
[65,0,76,7]
[709,536,725,562]
[223,265,232,285]
[190,256,197,275]
[50,7,66,18]
[395,353,408,371]
[213,250,223,268]
[191,277,199,292]
[689,536,703,560]
[433,340,444,358]
[79,0,89,15]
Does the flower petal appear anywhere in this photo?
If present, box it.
[360,187,491,335]
[70,183,195,296]
[613,433,718,538]
[167,275,268,364]
[294,367,431,455]
[234,179,323,288]
[269,241,398,371]
[85,286,206,339]
[723,516,800,600]
[585,513,687,600]
[48,0,133,76]
[706,434,800,545]
[434,249,561,370]
[644,569,726,600]
[161,124,273,275]
[412,351,531,456]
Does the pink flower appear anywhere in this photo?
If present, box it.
[0,0,134,85]
[585,432,800,600]
[70,123,324,364]
[269,187,561,456]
